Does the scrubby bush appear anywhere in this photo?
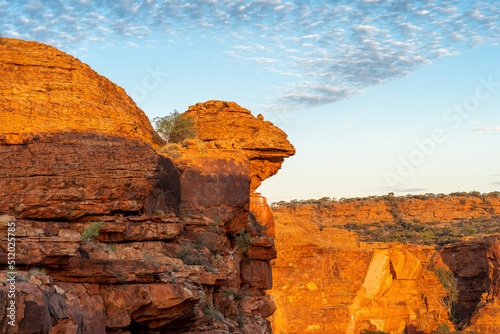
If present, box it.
[435,267,458,318]
[153,110,196,143]
[205,305,223,321]
[81,221,105,242]
[158,142,182,158]
[361,330,390,334]
[175,246,206,266]
[29,267,47,276]
[234,228,253,253]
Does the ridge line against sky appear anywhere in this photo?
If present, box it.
[2,0,500,112]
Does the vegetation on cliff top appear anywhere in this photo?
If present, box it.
[272,191,500,246]
[271,191,500,207]
[337,215,500,246]
[153,110,197,144]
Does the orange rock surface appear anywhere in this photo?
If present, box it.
[0,38,294,334]
[0,37,162,147]
[272,196,500,226]
[271,196,500,333]
[184,100,295,192]
[270,216,452,334]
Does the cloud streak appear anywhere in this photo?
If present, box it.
[2,0,500,111]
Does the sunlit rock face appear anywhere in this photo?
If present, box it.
[0,38,295,334]
[0,38,162,148]
[269,215,452,334]
[270,196,500,334]
[183,100,295,193]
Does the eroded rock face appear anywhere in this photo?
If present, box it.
[0,132,180,220]
[437,236,500,333]
[271,199,500,334]
[0,37,162,148]
[184,100,295,192]
[270,213,453,334]
[0,39,293,334]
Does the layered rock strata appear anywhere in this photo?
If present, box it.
[271,198,500,333]
[272,196,500,226]
[270,216,452,334]
[0,38,294,334]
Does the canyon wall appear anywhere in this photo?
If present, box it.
[272,196,500,227]
[0,38,294,333]
[271,198,500,333]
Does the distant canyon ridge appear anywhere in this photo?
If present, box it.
[270,194,500,333]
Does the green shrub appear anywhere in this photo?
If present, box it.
[98,242,117,253]
[435,267,458,318]
[153,209,164,216]
[153,110,196,143]
[175,246,206,266]
[237,313,246,328]
[361,330,390,334]
[431,323,472,334]
[158,142,182,158]
[29,268,47,276]
[205,306,223,321]
[81,221,105,242]
[221,288,247,301]
[234,228,252,253]
[221,289,237,297]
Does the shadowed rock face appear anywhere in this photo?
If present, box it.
[438,236,500,333]
[0,39,293,334]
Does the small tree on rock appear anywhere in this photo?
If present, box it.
[153,110,196,143]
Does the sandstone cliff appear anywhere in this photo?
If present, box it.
[270,217,452,334]
[0,38,294,334]
[271,196,500,334]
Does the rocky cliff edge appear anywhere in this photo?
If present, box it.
[0,38,294,334]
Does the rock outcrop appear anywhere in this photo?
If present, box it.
[0,38,294,334]
[271,196,500,333]
[183,101,295,193]
[0,38,162,147]
[270,216,452,334]
[436,236,500,333]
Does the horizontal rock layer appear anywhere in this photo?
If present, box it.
[0,132,180,220]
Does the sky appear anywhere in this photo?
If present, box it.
[2,0,500,203]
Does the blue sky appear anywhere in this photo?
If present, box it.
[2,0,500,202]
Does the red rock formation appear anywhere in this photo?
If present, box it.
[270,215,452,334]
[0,37,162,148]
[183,100,295,193]
[437,236,500,333]
[0,133,180,220]
[272,196,500,227]
[271,197,500,333]
[0,38,294,334]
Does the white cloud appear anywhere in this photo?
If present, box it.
[2,0,500,111]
